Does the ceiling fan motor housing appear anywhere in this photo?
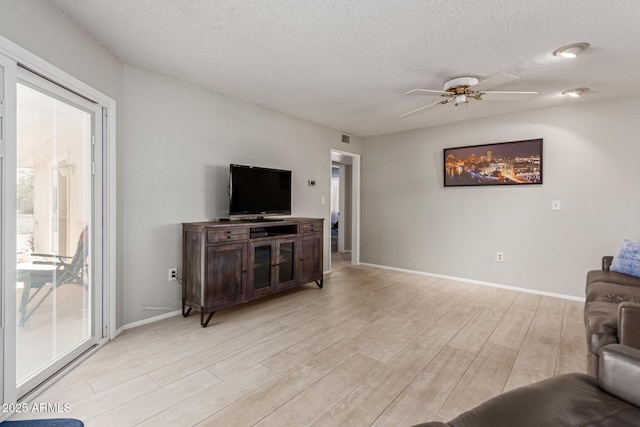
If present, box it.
[444,76,479,93]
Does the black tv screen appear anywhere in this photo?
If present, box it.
[229,164,292,217]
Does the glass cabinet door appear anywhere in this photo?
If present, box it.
[278,241,294,283]
[251,243,272,293]
[276,239,297,291]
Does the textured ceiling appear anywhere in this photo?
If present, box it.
[51,0,640,137]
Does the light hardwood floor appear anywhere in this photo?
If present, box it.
[12,255,588,426]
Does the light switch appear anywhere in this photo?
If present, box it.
[551,200,561,211]
[321,196,326,205]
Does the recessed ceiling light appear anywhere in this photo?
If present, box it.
[562,87,589,97]
[553,43,590,58]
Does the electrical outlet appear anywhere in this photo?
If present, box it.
[168,268,178,281]
[496,252,504,262]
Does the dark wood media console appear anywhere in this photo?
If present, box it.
[182,218,324,327]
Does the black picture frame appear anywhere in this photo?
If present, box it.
[443,138,543,187]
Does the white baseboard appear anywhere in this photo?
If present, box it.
[116,263,584,335]
[121,309,182,332]
[115,325,125,337]
[360,262,585,303]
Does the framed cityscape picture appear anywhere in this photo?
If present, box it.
[443,138,543,187]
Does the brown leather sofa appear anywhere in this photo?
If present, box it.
[585,256,640,375]
[413,343,640,427]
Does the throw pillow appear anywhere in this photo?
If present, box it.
[610,238,640,278]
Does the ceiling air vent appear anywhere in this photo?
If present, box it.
[341,134,350,144]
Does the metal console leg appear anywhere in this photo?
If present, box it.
[201,311,215,327]
[182,299,192,317]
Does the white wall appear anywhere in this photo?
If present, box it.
[122,66,360,324]
[0,0,126,326]
[0,1,362,327]
[361,97,640,298]
[0,0,123,99]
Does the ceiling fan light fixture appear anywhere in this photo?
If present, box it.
[553,42,590,58]
[562,87,588,97]
[454,94,468,105]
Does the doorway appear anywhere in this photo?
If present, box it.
[330,165,340,254]
[330,150,360,270]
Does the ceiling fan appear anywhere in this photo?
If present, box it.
[401,73,538,117]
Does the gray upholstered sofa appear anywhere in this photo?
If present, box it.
[585,256,640,375]
[413,343,640,427]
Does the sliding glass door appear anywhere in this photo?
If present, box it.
[14,69,103,395]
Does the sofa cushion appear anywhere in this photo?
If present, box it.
[586,269,640,288]
[611,239,640,278]
[585,281,640,303]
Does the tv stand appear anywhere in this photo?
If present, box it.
[182,217,324,327]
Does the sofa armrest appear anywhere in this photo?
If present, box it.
[602,256,613,271]
[619,302,640,350]
[598,344,640,407]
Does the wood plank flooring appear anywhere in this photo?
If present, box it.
[12,254,588,426]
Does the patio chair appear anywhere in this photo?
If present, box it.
[17,226,89,326]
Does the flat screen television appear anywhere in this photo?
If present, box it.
[229,164,292,218]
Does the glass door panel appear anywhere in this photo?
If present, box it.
[15,79,97,389]
[278,241,294,283]
[252,244,272,290]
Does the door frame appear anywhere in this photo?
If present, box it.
[337,164,346,253]
[0,35,117,404]
[0,46,18,408]
[329,149,360,269]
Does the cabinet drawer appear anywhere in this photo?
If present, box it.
[207,228,249,243]
[300,222,322,234]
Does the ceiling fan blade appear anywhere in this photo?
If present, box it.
[405,88,449,95]
[471,72,518,91]
[400,100,447,118]
[479,91,538,100]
